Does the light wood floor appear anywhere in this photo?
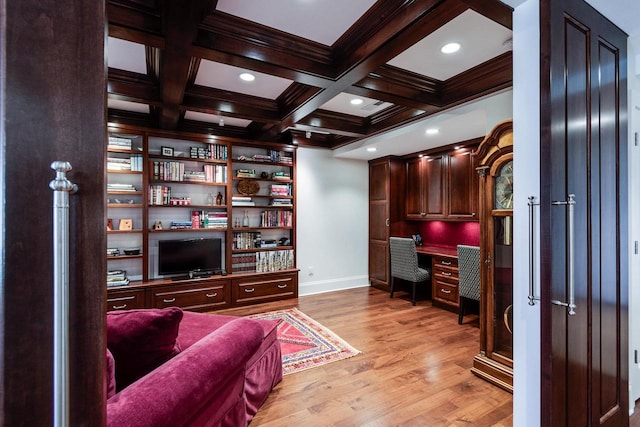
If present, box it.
[215,286,513,426]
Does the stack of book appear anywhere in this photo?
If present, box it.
[189,143,228,160]
[236,169,256,178]
[231,253,257,273]
[251,154,272,162]
[270,184,291,196]
[233,231,262,250]
[255,250,294,272]
[108,136,132,151]
[191,210,228,229]
[260,210,293,227]
[149,185,172,205]
[107,270,130,287]
[170,221,193,230]
[204,164,227,183]
[107,183,136,192]
[232,196,255,206]
[183,170,206,182]
[271,171,290,180]
[270,198,293,207]
[107,156,132,171]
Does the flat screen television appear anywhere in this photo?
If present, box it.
[158,238,222,277]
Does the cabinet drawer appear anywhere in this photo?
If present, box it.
[432,255,458,269]
[432,268,459,285]
[233,272,298,305]
[106,289,145,311]
[434,282,459,303]
[151,281,230,311]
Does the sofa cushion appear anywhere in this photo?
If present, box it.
[105,348,116,398]
[107,307,183,391]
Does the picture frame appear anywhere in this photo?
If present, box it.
[161,146,174,156]
[119,218,133,231]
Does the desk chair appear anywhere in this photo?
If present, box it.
[389,237,431,306]
[457,245,481,324]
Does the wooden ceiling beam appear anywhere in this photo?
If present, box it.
[158,0,212,129]
[442,51,513,103]
[107,2,164,47]
[107,68,161,105]
[182,86,281,123]
[277,0,468,131]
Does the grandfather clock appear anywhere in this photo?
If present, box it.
[471,120,514,392]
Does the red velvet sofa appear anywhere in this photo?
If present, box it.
[105,308,282,427]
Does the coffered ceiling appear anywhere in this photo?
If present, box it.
[107,0,514,152]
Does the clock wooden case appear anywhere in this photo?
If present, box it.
[472,119,514,392]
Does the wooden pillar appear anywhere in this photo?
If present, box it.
[1,0,106,424]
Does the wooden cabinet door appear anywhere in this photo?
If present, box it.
[405,157,424,219]
[541,0,628,425]
[448,150,478,219]
[424,154,446,218]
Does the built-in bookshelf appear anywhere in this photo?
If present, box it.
[229,144,295,274]
[105,125,298,312]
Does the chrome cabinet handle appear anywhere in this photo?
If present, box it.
[551,194,577,315]
[112,304,127,310]
[441,272,452,277]
[440,260,452,266]
[205,293,218,298]
[385,218,390,227]
[440,288,452,294]
[528,196,540,306]
[244,287,255,293]
[50,161,78,427]
[420,212,426,217]
[277,284,287,289]
[163,298,176,303]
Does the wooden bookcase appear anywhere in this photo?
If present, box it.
[106,125,298,311]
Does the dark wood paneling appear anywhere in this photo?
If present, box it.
[424,154,446,218]
[2,0,106,424]
[405,158,424,219]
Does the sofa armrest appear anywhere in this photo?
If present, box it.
[107,317,264,427]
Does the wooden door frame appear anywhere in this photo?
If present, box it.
[0,0,107,424]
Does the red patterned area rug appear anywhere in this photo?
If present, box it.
[249,307,361,375]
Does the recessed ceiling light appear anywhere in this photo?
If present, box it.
[350,98,364,105]
[239,72,255,82]
[426,128,439,135]
[441,42,461,54]
[366,147,377,152]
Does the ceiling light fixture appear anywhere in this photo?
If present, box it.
[350,98,364,105]
[426,128,439,135]
[239,72,255,82]
[306,131,311,139]
[441,42,461,54]
[367,147,377,152]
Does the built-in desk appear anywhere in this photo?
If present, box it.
[416,245,460,311]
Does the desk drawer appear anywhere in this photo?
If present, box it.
[106,289,145,311]
[151,281,230,311]
[434,282,458,303]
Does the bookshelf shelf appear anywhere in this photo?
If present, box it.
[149,180,226,186]
[232,246,293,254]
[148,228,227,233]
[108,203,143,209]
[108,191,143,195]
[148,204,228,209]
[108,170,143,175]
[107,254,143,260]
[107,229,143,234]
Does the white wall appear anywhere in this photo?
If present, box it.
[628,35,640,411]
[296,147,370,295]
[511,1,541,425]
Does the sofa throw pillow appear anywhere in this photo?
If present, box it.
[107,307,183,391]
[105,348,116,399]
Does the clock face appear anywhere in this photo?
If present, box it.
[494,160,513,210]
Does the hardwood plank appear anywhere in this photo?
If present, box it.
[214,287,512,425]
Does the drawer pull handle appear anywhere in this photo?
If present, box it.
[112,304,127,310]
[441,272,452,277]
[244,288,255,293]
[277,284,287,289]
[163,298,176,303]
[440,288,452,294]
[205,293,218,298]
[440,260,452,266]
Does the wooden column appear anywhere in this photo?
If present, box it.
[1,0,106,424]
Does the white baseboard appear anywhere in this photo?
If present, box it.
[298,275,370,296]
